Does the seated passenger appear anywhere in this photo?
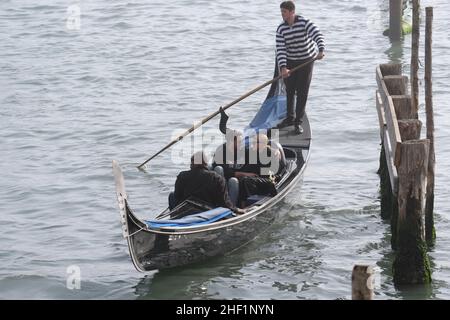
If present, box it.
[237,133,282,206]
[212,130,245,206]
[241,133,283,178]
[213,132,279,179]
[170,151,245,215]
[212,129,246,180]
[268,140,287,175]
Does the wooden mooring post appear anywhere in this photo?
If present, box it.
[393,140,432,284]
[424,7,436,246]
[375,62,432,285]
[410,0,420,115]
[389,0,403,40]
[352,265,375,300]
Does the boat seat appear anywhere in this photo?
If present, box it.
[146,207,234,228]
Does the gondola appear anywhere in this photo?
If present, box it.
[113,67,312,272]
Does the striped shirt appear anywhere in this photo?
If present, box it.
[276,15,325,69]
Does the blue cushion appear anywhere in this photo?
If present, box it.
[146,207,233,228]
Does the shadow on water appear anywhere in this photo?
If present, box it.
[133,258,244,300]
[385,38,405,64]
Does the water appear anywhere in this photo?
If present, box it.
[1,0,449,300]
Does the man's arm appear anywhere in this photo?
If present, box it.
[276,27,289,77]
[305,19,325,59]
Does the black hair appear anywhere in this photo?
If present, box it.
[280,1,295,11]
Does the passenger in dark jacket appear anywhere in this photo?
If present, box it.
[174,152,244,214]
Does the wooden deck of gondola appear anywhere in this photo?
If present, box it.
[276,115,311,149]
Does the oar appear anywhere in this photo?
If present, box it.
[137,57,317,169]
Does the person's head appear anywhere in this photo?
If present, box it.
[280,1,296,22]
[190,151,208,169]
[252,133,269,151]
[226,129,243,152]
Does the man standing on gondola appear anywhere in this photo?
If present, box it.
[275,1,325,135]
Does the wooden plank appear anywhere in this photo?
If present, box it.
[398,119,422,141]
[383,75,408,95]
[385,96,402,166]
[391,95,416,119]
[380,63,402,76]
[376,90,386,140]
[376,66,384,93]
[376,69,390,107]
[383,129,399,195]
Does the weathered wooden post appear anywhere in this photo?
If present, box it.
[410,0,420,115]
[424,6,435,246]
[398,119,422,141]
[352,265,375,300]
[393,139,432,285]
[389,0,403,40]
[391,95,417,119]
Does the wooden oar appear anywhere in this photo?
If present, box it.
[137,57,317,169]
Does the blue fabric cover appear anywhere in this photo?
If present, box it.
[146,207,233,228]
[243,95,287,137]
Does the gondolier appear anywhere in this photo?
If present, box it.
[275,1,325,134]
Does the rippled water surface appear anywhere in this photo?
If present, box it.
[1,0,450,299]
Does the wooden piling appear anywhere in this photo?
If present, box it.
[383,76,408,96]
[379,63,402,77]
[352,265,375,300]
[424,7,435,246]
[375,9,436,280]
[389,0,403,40]
[410,0,420,115]
[398,119,422,141]
[391,95,417,119]
[393,139,432,285]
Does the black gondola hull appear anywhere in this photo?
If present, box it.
[125,173,303,271]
